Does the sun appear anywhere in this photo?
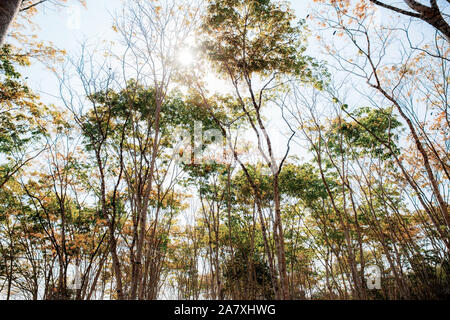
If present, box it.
[175,42,231,94]
[177,48,195,67]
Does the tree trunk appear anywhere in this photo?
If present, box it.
[273,174,290,300]
[0,0,21,46]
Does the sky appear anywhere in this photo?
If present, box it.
[19,0,318,165]
[25,0,120,97]
[22,0,446,96]
[18,0,446,166]
[25,0,311,95]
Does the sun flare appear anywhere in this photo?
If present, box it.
[177,48,195,67]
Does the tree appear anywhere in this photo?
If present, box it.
[113,0,200,299]
[313,0,449,249]
[0,44,47,189]
[201,0,326,300]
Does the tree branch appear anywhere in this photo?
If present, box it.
[369,0,421,18]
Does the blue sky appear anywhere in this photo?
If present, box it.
[24,0,119,97]
[28,0,311,66]
[24,0,311,99]
[21,0,445,92]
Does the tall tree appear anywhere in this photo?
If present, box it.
[201,0,325,299]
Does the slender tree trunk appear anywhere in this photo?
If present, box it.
[6,242,13,300]
[273,174,290,300]
[131,94,163,300]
